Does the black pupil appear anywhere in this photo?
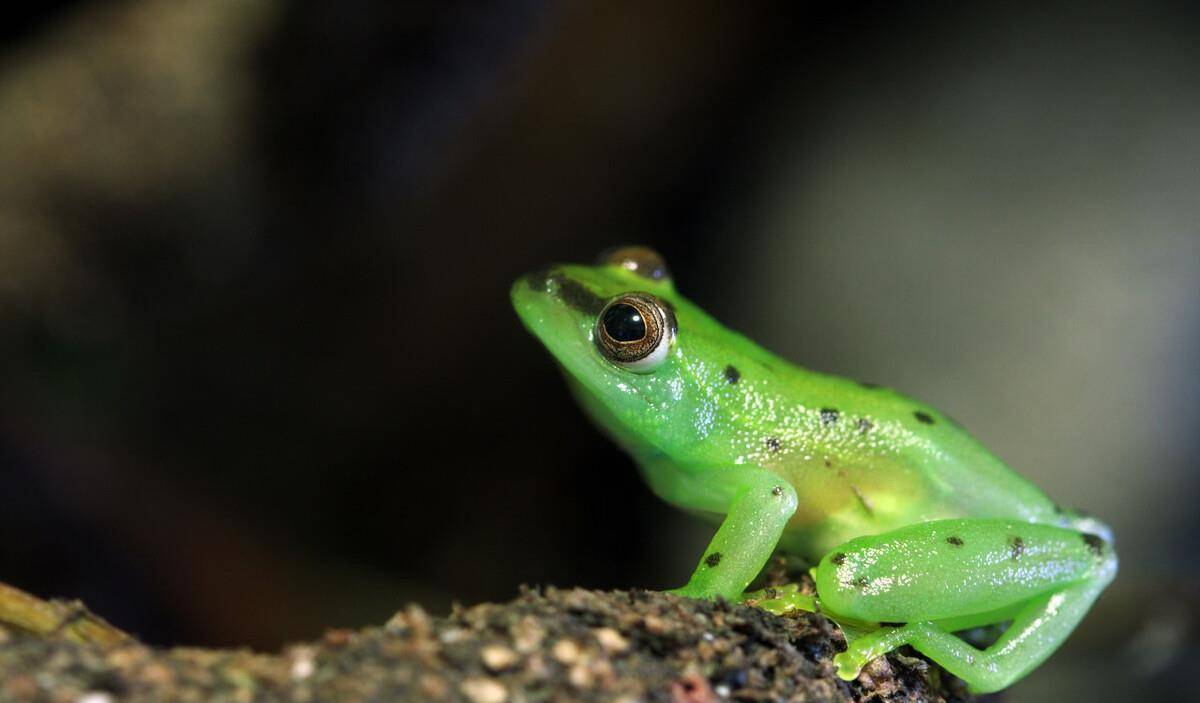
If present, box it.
[602,303,646,342]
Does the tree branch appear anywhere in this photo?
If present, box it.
[0,581,977,702]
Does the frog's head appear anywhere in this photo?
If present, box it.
[512,246,755,457]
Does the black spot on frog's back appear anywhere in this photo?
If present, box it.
[705,552,722,567]
[820,408,839,425]
[946,536,964,546]
[1009,536,1026,560]
[723,364,740,384]
[765,437,782,453]
[914,411,935,425]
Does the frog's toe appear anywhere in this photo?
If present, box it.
[741,582,798,600]
[833,651,868,681]
[741,583,816,615]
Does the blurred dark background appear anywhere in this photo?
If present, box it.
[1,1,1198,700]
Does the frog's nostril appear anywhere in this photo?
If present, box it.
[525,267,555,292]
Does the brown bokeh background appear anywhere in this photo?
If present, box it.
[2,2,1198,700]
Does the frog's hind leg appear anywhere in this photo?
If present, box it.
[836,574,1115,692]
[816,518,1117,693]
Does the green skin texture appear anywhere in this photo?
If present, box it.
[512,253,1117,693]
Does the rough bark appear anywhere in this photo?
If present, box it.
[0,580,979,703]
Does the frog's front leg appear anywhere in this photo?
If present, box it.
[815,518,1117,693]
[666,466,798,601]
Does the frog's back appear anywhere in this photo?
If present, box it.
[664,338,1062,560]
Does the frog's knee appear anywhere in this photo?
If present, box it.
[765,482,798,514]
[812,544,917,620]
[813,563,862,615]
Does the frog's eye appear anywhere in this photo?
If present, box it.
[597,246,671,282]
[595,293,676,372]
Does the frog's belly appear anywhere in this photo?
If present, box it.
[768,457,1037,561]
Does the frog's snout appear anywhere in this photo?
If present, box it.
[521,267,555,294]
[511,266,573,338]
[510,267,554,315]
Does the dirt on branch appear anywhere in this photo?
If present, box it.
[0,582,979,703]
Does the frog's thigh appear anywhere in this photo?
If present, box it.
[669,466,798,601]
[815,518,1108,622]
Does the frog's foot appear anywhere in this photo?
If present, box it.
[665,582,817,617]
[741,583,817,616]
[832,624,912,680]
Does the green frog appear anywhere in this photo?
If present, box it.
[511,246,1116,693]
